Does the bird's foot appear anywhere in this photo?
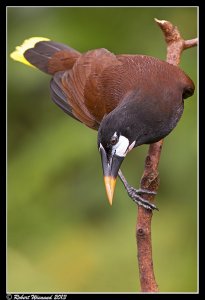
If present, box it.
[118,169,159,211]
[126,186,159,211]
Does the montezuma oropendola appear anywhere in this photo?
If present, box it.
[10,37,195,210]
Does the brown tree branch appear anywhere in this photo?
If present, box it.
[136,18,197,292]
[184,38,198,49]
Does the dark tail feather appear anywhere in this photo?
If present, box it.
[24,41,81,75]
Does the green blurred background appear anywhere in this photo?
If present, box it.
[7,7,197,293]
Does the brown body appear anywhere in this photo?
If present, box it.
[24,41,194,132]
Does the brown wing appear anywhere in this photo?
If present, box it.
[50,48,121,130]
[83,49,121,123]
[50,53,157,129]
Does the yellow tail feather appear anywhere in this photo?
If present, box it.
[10,37,50,67]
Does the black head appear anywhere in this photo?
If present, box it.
[98,112,136,158]
[97,103,138,205]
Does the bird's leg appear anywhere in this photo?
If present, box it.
[118,169,159,211]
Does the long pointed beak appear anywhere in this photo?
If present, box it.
[99,144,124,205]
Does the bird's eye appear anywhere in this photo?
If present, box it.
[110,135,118,145]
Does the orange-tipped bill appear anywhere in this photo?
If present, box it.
[99,143,124,205]
[104,176,117,205]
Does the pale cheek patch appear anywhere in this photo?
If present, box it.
[112,135,129,157]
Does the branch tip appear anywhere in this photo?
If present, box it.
[154,18,167,24]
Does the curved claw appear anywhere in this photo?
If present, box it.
[131,194,159,211]
[136,188,157,195]
[117,170,158,211]
[127,186,159,211]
